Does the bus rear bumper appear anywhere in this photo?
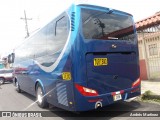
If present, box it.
[75,86,141,111]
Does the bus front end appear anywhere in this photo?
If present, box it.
[73,4,140,111]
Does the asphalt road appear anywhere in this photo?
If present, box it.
[0,83,160,120]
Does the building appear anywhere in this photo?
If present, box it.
[136,12,160,80]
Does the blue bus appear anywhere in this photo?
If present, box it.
[12,4,140,111]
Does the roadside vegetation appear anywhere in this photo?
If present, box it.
[136,90,160,104]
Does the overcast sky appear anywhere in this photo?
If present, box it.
[0,0,160,56]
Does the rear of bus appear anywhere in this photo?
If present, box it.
[73,5,140,111]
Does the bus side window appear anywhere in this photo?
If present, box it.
[40,13,70,67]
[55,16,68,40]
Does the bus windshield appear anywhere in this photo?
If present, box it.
[82,8,136,41]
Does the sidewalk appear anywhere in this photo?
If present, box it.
[141,79,160,95]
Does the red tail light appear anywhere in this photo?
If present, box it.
[132,78,141,88]
[75,84,99,96]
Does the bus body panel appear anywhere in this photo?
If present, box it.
[14,5,78,111]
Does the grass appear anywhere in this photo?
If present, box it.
[135,90,160,104]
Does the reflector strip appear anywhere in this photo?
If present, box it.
[111,90,124,96]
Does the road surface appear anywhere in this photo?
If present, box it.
[0,83,160,120]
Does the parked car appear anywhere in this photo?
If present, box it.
[0,69,14,84]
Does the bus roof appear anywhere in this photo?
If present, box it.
[76,4,133,17]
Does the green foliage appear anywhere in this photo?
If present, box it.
[141,90,160,103]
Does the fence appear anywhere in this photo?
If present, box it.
[147,47,160,79]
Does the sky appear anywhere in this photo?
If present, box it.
[0,0,160,57]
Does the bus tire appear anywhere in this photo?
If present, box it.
[0,78,4,84]
[36,84,48,108]
[15,80,21,93]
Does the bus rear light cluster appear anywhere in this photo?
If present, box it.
[132,78,141,88]
[75,84,99,96]
[131,78,141,93]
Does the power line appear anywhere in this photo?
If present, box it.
[20,10,32,38]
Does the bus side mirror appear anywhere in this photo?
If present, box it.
[8,53,15,63]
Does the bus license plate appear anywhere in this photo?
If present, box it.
[113,94,122,101]
[94,58,108,66]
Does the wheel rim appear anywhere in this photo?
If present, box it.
[0,79,3,84]
[37,87,43,104]
[16,81,19,89]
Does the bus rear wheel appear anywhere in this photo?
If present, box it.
[36,84,48,108]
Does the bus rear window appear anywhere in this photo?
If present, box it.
[81,8,136,41]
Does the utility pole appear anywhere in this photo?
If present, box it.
[20,10,32,38]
